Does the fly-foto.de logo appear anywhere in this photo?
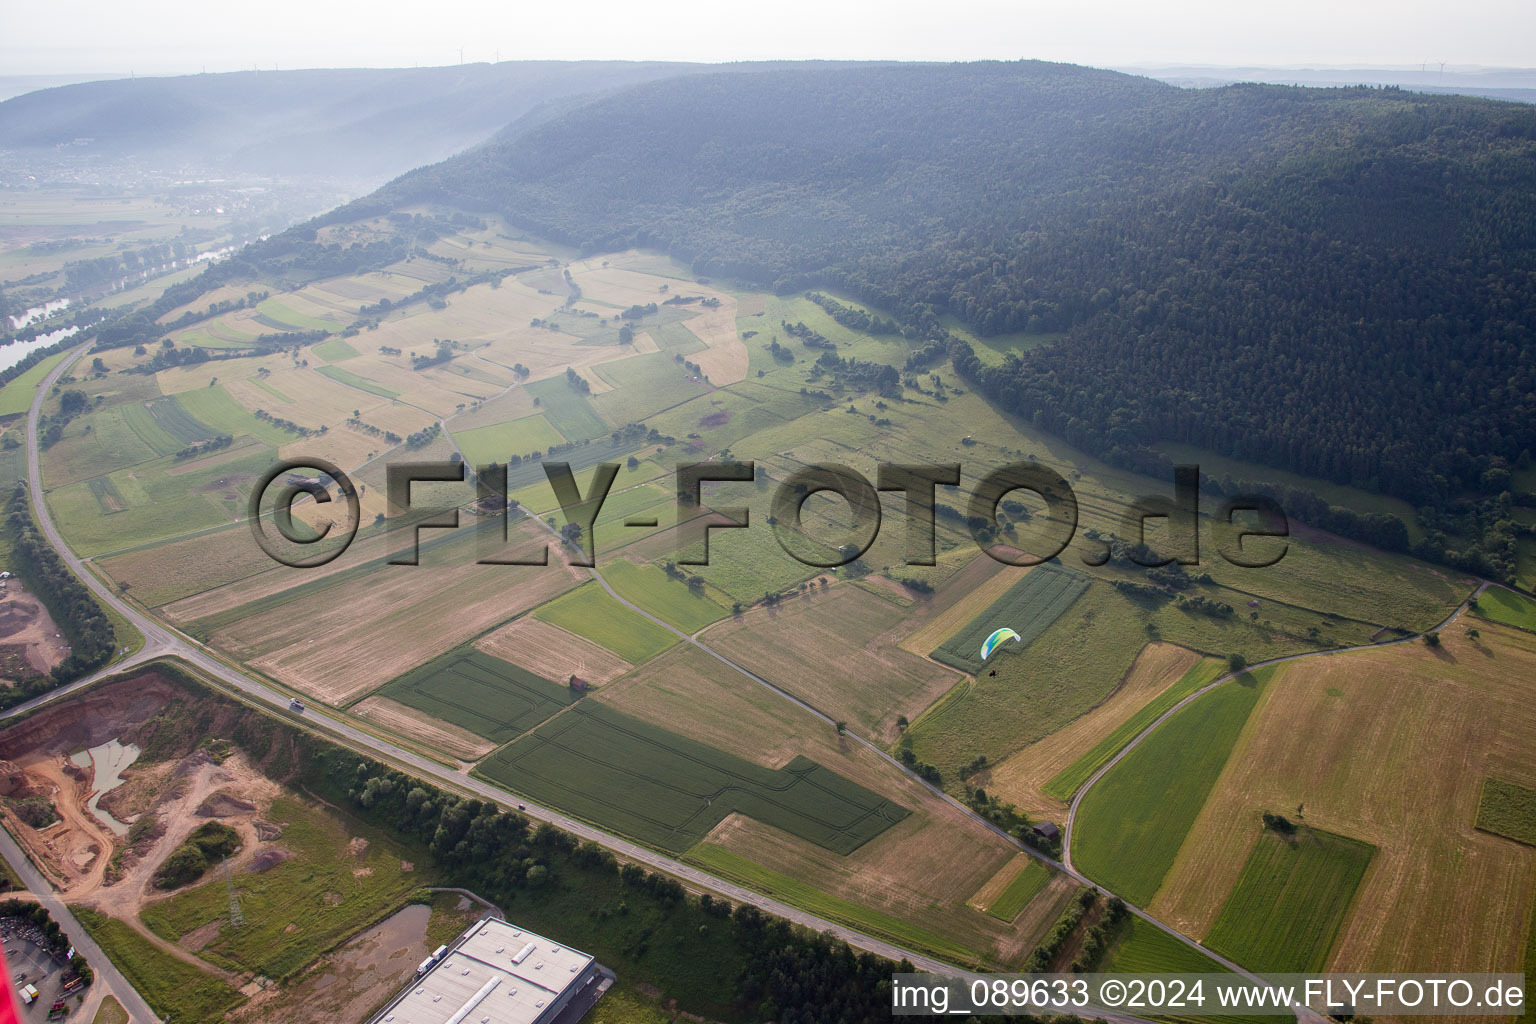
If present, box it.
[248,460,1288,571]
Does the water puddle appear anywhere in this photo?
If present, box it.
[69,739,142,836]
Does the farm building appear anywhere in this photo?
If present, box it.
[1032,821,1060,843]
[366,917,609,1024]
[568,675,589,692]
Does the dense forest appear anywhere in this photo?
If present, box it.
[129,61,1536,577]
[312,61,1532,573]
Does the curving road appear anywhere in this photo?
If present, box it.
[1061,582,1488,875]
[13,340,1479,1022]
[9,342,1167,1024]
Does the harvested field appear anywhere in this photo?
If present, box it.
[203,524,584,705]
[1072,667,1276,906]
[983,644,1210,817]
[705,582,964,742]
[473,616,633,687]
[1151,621,1536,976]
[351,696,496,761]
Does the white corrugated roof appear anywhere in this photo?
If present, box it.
[373,919,594,1024]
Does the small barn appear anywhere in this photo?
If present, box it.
[1032,821,1060,843]
[568,675,589,693]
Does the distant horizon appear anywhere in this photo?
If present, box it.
[6,0,1533,78]
[4,59,1536,80]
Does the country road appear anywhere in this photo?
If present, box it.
[1061,583,1488,874]
[8,343,1178,1023]
[8,339,1475,1023]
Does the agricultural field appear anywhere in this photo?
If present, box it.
[475,699,910,855]
[685,842,981,964]
[533,582,679,663]
[1476,779,1536,845]
[1151,623,1536,977]
[705,580,964,741]
[1474,586,1536,633]
[473,615,634,687]
[192,520,585,704]
[595,645,1041,966]
[1071,666,1277,906]
[599,557,729,634]
[978,646,1211,818]
[1044,654,1223,803]
[984,858,1053,921]
[370,646,578,744]
[452,413,566,466]
[931,563,1091,674]
[1203,826,1375,972]
[315,364,400,398]
[0,351,70,416]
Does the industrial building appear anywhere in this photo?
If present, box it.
[367,917,608,1024]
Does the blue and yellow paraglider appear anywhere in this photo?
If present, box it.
[979,627,1021,661]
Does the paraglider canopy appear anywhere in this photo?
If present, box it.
[980,627,1021,661]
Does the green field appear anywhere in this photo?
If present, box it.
[174,385,309,446]
[1474,587,1536,633]
[86,473,126,514]
[452,414,567,467]
[314,336,361,361]
[526,374,608,441]
[986,859,1053,921]
[1098,918,1264,1024]
[590,350,710,424]
[255,297,339,332]
[316,364,400,398]
[74,907,245,1022]
[1072,667,1276,905]
[140,794,425,981]
[373,646,578,743]
[0,350,69,416]
[121,397,221,455]
[476,700,909,854]
[1102,914,1231,974]
[1044,658,1226,801]
[47,443,278,555]
[1475,778,1536,846]
[932,564,1091,674]
[601,559,728,633]
[685,842,979,963]
[1204,827,1375,972]
[534,583,679,662]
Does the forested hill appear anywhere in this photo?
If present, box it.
[331,61,1536,567]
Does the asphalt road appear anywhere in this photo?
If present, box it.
[14,339,1473,1022]
[16,343,1141,1019]
[0,827,157,1023]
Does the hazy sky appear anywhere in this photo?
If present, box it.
[5,0,1534,76]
